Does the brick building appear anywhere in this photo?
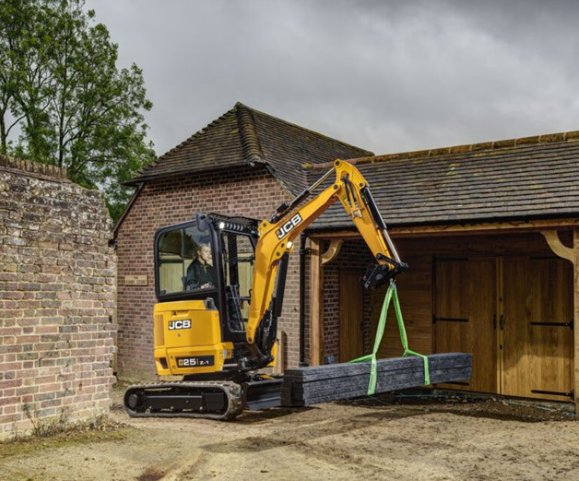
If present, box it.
[113,102,371,378]
[0,156,116,440]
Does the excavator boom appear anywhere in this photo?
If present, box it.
[243,159,407,369]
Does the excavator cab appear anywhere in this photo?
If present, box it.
[152,214,264,378]
[124,214,282,419]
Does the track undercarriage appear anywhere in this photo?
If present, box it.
[124,375,283,421]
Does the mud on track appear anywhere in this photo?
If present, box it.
[1,385,578,481]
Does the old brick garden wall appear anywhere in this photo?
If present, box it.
[0,156,116,440]
[115,165,303,379]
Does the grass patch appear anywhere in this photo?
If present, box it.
[0,418,132,459]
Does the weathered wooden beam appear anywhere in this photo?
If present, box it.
[286,367,471,403]
[282,353,472,406]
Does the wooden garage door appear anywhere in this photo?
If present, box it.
[502,257,574,401]
[435,256,573,401]
[434,258,497,393]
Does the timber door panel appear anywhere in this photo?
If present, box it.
[502,258,573,401]
[435,258,497,393]
[340,270,364,362]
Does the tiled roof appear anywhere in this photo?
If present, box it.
[127,102,372,194]
[306,131,579,230]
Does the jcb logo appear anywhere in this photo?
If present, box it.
[168,320,191,330]
[276,214,302,240]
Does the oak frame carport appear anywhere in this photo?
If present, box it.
[308,207,579,412]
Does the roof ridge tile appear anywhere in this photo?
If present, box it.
[235,103,266,164]
[308,129,579,170]
[238,103,374,157]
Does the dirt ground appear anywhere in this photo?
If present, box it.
[1,385,579,481]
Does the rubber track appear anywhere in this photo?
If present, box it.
[124,380,243,421]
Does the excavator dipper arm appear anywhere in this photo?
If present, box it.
[242,159,407,370]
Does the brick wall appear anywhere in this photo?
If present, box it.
[0,156,116,440]
[115,165,305,379]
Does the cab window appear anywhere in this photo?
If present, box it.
[156,224,215,295]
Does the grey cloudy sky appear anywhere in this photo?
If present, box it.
[84,0,579,157]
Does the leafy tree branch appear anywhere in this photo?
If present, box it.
[0,0,155,222]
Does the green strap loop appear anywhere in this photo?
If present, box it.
[350,280,430,395]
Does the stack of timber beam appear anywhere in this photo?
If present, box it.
[281,353,472,406]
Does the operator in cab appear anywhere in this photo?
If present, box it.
[186,244,214,289]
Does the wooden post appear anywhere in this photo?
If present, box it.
[309,239,324,366]
[309,239,344,366]
[541,230,578,412]
[273,331,285,374]
[574,230,579,414]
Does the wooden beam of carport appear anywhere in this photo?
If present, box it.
[309,218,579,240]
[574,231,579,414]
[321,240,343,266]
[541,230,575,263]
[309,239,323,366]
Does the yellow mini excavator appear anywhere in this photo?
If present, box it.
[124,160,407,420]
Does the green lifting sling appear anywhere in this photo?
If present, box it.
[350,280,430,395]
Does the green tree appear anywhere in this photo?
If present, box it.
[0,0,38,156]
[0,0,155,222]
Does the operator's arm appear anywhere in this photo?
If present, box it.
[242,159,406,370]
